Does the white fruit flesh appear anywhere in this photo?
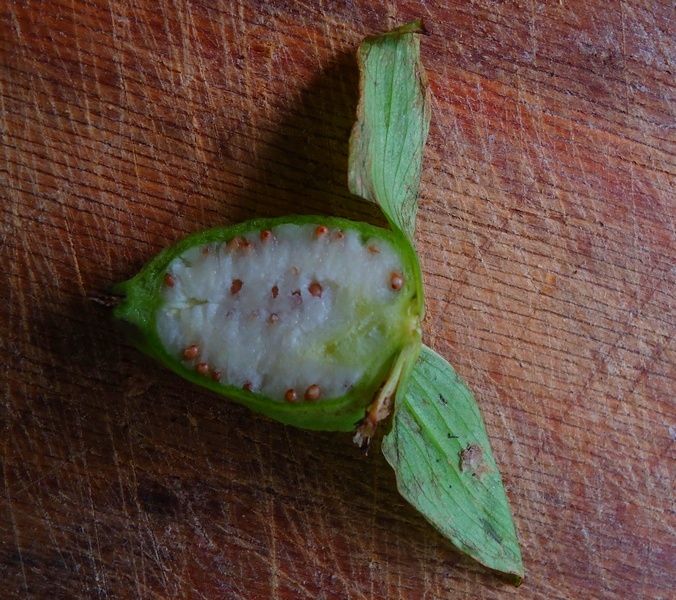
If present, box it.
[155,223,410,401]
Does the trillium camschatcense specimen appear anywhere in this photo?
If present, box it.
[112,20,524,584]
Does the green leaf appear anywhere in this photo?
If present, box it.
[382,345,524,583]
[348,19,431,243]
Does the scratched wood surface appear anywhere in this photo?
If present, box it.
[1,1,674,598]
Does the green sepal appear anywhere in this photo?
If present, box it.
[113,215,423,432]
[382,345,524,583]
[348,19,431,245]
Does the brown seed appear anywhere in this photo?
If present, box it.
[268,313,279,324]
[163,273,175,287]
[390,272,404,291]
[304,384,321,401]
[334,230,344,240]
[230,279,243,294]
[226,237,243,251]
[271,285,279,298]
[196,362,209,376]
[291,289,302,307]
[260,229,274,242]
[315,224,329,236]
[308,282,323,297]
[368,244,380,254]
[284,389,297,402]
[201,246,210,254]
[243,381,253,392]
[210,370,221,382]
[183,344,199,360]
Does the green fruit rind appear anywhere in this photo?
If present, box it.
[113,215,424,431]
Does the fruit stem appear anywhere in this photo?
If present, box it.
[353,340,420,452]
[88,291,124,308]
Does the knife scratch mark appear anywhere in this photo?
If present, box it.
[573,258,666,403]
[2,438,29,596]
[63,209,86,297]
[260,448,280,598]
[618,1,631,118]
[105,410,146,597]
[74,412,109,596]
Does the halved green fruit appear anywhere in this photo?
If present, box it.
[111,21,524,582]
[113,215,423,432]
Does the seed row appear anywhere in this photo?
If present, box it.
[284,385,322,402]
[181,342,322,403]
[163,227,404,298]
[165,270,403,293]
[225,280,329,302]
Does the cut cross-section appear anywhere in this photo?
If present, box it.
[156,223,411,401]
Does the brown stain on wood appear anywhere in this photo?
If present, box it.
[1,1,674,599]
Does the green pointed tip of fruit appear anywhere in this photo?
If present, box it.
[113,216,423,432]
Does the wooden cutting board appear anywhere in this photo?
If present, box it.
[2,2,674,598]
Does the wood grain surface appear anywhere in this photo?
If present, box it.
[1,1,674,598]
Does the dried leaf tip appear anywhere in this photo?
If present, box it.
[381,18,427,37]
